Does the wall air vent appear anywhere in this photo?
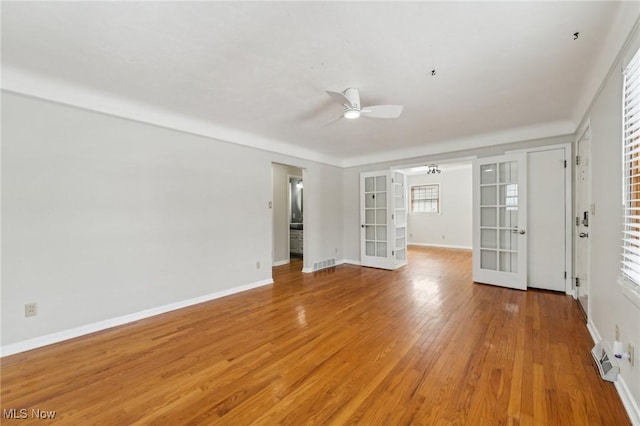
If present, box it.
[313,258,336,272]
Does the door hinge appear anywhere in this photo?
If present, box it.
[392,213,395,220]
[564,160,567,168]
[576,217,580,226]
[392,250,395,256]
[576,277,581,287]
[576,156,581,165]
[564,271,567,279]
[391,178,394,183]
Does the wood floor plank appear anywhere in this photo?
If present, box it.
[0,247,631,425]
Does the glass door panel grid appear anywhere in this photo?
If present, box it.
[394,172,407,261]
[479,161,519,272]
[364,176,388,257]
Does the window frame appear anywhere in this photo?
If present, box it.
[620,46,640,307]
[410,183,441,215]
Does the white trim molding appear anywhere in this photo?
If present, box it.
[619,277,640,310]
[408,243,472,250]
[2,71,577,170]
[616,375,640,426]
[0,278,274,357]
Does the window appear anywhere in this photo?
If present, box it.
[621,47,640,295]
[411,184,440,213]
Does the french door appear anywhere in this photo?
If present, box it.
[360,170,407,270]
[472,154,528,290]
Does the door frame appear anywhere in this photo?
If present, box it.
[507,143,573,294]
[574,123,591,313]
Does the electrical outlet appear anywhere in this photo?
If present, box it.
[256,261,260,269]
[629,344,635,366]
[615,324,620,341]
[25,303,37,317]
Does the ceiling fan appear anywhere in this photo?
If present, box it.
[324,88,403,125]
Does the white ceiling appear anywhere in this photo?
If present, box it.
[2,2,636,167]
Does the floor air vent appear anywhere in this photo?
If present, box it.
[591,341,619,382]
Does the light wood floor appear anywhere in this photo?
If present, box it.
[1,247,630,425]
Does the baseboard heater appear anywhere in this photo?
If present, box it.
[591,341,619,382]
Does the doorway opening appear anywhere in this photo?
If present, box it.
[397,160,473,252]
[289,175,304,263]
[271,163,304,271]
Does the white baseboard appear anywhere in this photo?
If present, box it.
[342,259,361,266]
[301,267,313,273]
[616,374,640,426]
[0,278,274,357]
[587,320,640,425]
[587,319,601,343]
[272,259,290,267]
[408,242,472,250]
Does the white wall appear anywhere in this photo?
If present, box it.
[272,164,301,265]
[1,92,343,350]
[407,165,472,249]
[304,164,343,268]
[579,18,640,419]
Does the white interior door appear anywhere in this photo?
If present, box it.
[473,154,528,290]
[361,171,392,269]
[527,148,567,292]
[575,129,591,315]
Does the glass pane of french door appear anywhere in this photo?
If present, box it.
[364,175,387,257]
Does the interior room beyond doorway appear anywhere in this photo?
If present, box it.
[401,161,473,250]
[272,163,304,269]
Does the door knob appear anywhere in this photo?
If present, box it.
[519,230,526,235]
[579,232,589,238]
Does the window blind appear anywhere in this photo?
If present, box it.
[411,184,439,213]
[622,47,640,289]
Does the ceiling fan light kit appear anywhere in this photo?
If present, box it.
[344,109,361,119]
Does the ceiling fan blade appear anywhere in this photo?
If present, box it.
[326,90,354,108]
[361,105,403,119]
[322,113,344,127]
